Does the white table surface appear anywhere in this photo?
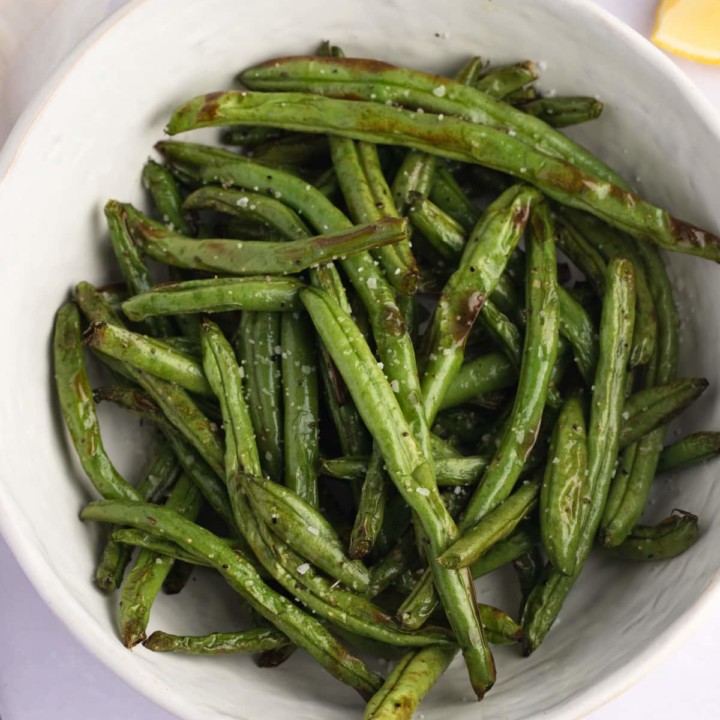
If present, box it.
[1,1,719,718]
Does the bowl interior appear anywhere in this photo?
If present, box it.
[1,0,720,718]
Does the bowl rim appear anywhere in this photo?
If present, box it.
[1,0,720,718]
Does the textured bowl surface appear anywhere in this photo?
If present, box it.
[1,0,720,718]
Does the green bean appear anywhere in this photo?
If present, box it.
[605,511,699,561]
[391,150,436,214]
[112,528,219,566]
[518,96,604,128]
[657,432,720,472]
[598,241,680,546]
[617,377,707,449]
[83,321,212,396]
[478,603,524,645]
[322,455,488,487]
[539,394,588,575]
[522,257,636,652]
[183,185,311,240]
[563,209,656,367]
[280,310,320,505]
[364,646,457,720]
[471,523,540,577]
[330,136,418,294]
[439,353,516,410]
[104,200,174,338]
[454,55,487,85]
[317,344,372,457]
[119,201,408,275]
[558,288,599,384]
[238,56,623,186]
[95,436,180,592]
[421,185,538,425]
[53,303,140,502]
[600,439,641,535]
[350,448,390,559]
[245,471,371,593]
[407,194,466,259]
[301,286,496,698]
[119,473,202,647]
[144,627,290,654]
[477,298,523,369]
[460,202,559,529]
[172,86,720,261]
[438,480,539,569]
[122,276,304,321]
[475,61,538,100]
[142,159,191,235]
[505,85,539,104]
[235,312,284,481]
[201,317,443,645]
[81,500,382,698]
[429,164,480,232]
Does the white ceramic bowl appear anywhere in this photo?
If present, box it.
[1,0,720,718]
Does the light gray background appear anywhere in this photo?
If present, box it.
[1,1,719,718]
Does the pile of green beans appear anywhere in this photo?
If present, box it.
[52,48,720,717]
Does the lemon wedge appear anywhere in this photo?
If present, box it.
[652,0,720,64]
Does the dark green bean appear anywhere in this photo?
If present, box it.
[281,310,320,505]
[142,159,191,235]
[475,61,538,100]
[144,627,290,654]
[518,96,603,128]
[183,185,311,241]
[605,511,699,561]
[539,394,588,575]
[235,312,283,482]
[617,377,707,450]
[104,200,174,338]
[657,432,720,472]
[53,303,140,502]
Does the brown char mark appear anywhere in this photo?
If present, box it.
[448,290,486,345]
